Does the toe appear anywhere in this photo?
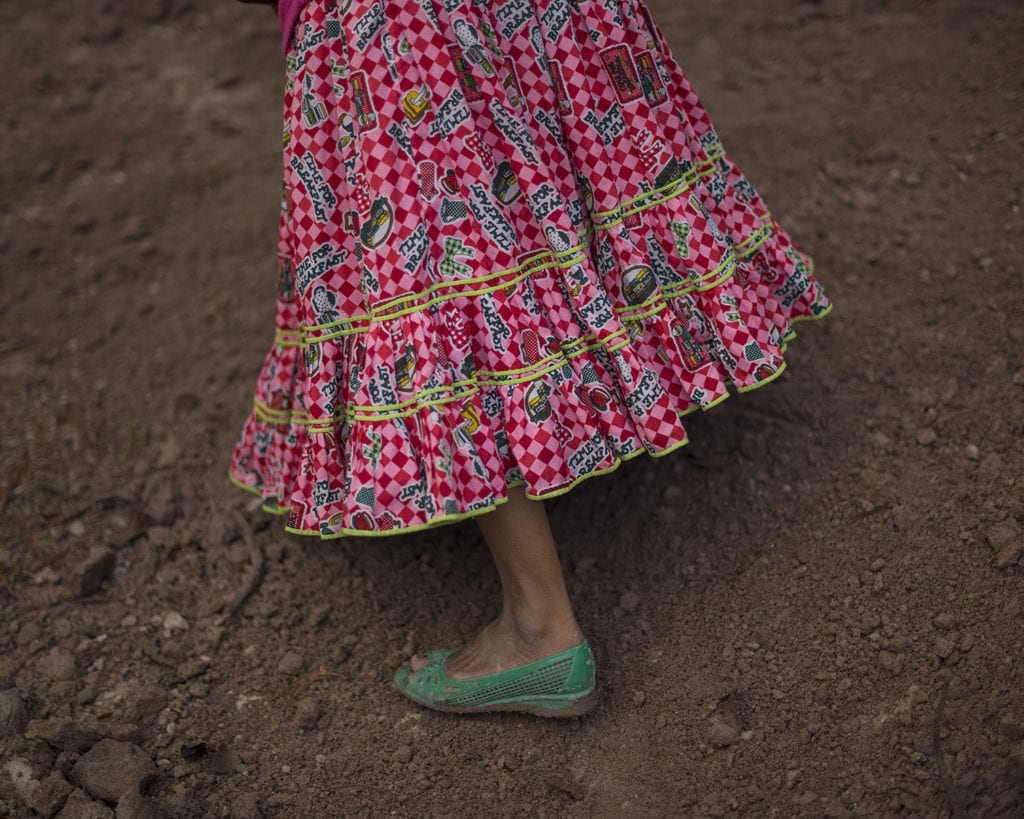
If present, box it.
[409,653,428,673]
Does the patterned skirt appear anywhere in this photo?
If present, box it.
[230,0,833,538]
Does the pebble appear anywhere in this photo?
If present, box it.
[891,505,915,531]
[707,716,738,747]
[295,698,320,731]
[932,612,957,630]
[38,647,77,681]
[161,612,188,633]
[16,621,42,647]
[619,591,640,612]
[869,558,886,572]
[987,520,1022,568]
[116,786,164,819]
[632,690,646,707]
[915,428,937,446]
[965,444,980,460]
[55,788,114,819]
[391,745,413,764]
[277,652,304,676]
[70,739,158,803]
[229,791,262,819]
[934,636,955,659]
[68,520,87,537]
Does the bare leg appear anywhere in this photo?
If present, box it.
[407,484,585,679]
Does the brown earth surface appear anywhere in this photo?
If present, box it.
[1,0,1023,816]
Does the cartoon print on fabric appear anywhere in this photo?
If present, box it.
[230,0,833,538]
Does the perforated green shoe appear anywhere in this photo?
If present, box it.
[393,639,597,717]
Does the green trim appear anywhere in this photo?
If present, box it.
[228,472,291,515]
[283,493,516,539]
[299,165,774,342]
[231,292,834,540]
[590,148,725,228]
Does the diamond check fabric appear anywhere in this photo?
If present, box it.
[230,0,833,538]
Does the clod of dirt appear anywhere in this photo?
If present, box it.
[391,745,413,764]
[70,739,158,804]
[932,612,957,631]
[57,787,114,819]
[277,651,304,676]
[74,546,117,597]
[37,647,77,682]
[116,786,165,819]
[5,759,76,818]
[707,716,738,747]
[619,591,641,612]
[229,791,262,819]
[0,689,27,737]
[987,519,1022,569]
[295,697,321,731]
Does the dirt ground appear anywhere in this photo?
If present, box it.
[1,0,1022,816]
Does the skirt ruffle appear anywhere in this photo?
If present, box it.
[230,0,832,538]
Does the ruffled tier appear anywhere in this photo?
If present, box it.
[229,0,832,537]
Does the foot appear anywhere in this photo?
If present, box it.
[407,609,585,680]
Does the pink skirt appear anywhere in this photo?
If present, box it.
[230,0,833,538]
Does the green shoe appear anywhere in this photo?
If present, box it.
[393,639,597,718]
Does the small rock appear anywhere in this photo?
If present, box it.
[116,787,165,819]
[56,788,114,819]
[391,745,413,764]
[932,612,957,631]
[934,636,955,659]
[229,792,262,819]
[891,506,914,531]
[71,739,158,803]
[915,427,937,446]
[707,716,738,747]
[619,591,641,612]
[16,621,42,646]
[295,698,320,731]
[0,689,27,737]
[632,690,646,707]
[305,604,332,628]
[987,520,1021,568]
[5,757,40,808]
[965,444,980,461]
[74,547,116,597]
[161,613,188,633]
[277,652,304,676]
[994,542,1022,569]
[38,647,77,681]
[869,558,886,572]
[69,520,87,537]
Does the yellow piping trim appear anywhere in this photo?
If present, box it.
[299,156,765,339]
[302,249,587,338]
[590,148,725,224]
[228,473,291,515]
[234,297,833,539]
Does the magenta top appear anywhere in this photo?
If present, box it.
[279,0,312,54]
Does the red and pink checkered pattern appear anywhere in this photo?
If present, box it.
[230,0,832,538]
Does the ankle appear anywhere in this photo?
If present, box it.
[498,603,584,647]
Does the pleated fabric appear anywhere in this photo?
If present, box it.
[230,0,833,538]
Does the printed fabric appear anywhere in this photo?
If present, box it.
[230,0,834,538]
